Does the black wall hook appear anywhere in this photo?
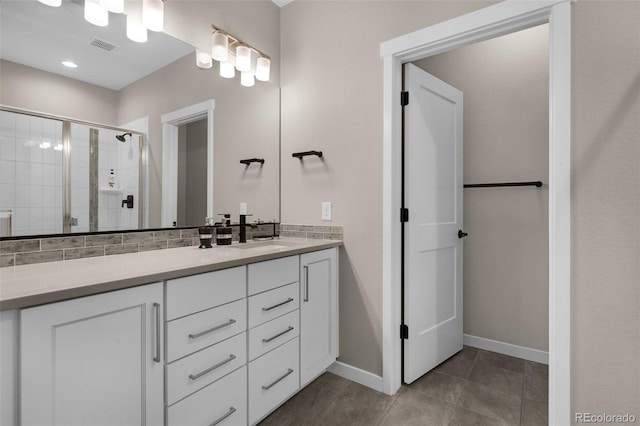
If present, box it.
[463,181,543,188]
[292,150,323,159]
[240,158,265,165]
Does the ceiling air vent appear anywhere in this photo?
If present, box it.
[89,38,118,52]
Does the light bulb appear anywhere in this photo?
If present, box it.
[127,16,148,42]
[143,0,163,32]
[235,46,251,72]
[38,0,62,6]
[211,32,229,62]
[196,50,213,69]
[241,71,255,87]
[99,0,123,13]
[255,57,271,82]
[220,51,236,78]
[84,0,109,27]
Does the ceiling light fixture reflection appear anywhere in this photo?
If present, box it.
[38,0,62,6]
[143,0,164,32]
[84,0,109,27]
[62,61,78,68]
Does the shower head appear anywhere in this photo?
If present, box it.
[116,132,132,142]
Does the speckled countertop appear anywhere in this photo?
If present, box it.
[0,238,342,311]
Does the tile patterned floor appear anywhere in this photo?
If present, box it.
[259,347,548,426]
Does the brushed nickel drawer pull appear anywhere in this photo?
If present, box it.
[262,368,294,390]
[303,265,309,302]
[262,326,295,343]
[189,354,237,381]
[209,406,236,426]
[152,303,161,363]
[189,319,236,339]
[262,298,294,312]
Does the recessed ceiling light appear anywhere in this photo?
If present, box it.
[62,61,78,68]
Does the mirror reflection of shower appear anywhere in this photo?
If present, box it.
[115,132,132,142]
[0,108,144,236]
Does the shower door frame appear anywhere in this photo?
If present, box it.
[0,105,146,235]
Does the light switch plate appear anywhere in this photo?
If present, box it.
[240,203,247,215]
[321,202,332,221]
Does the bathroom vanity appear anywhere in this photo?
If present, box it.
[0,238,340,426]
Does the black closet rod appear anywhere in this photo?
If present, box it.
[464,181,543,188]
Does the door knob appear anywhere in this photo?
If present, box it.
[458,230,468,238]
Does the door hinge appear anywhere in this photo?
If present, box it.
[400,324,409,339]
[401,91,409,106]
[400,208,409,223]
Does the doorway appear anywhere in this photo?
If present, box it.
[176,119,208,227]
[381,1,572,424]
[160,100,215,227]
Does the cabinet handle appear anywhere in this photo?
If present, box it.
[189,354,237,381]
[262,326,295,343]
[262,298,294,312]
[262,368,294,390]
[189,319,236,339]
[303,265,309,302]
[152,303,161,363]
[209,406,236,426]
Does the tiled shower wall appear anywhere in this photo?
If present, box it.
[0,110,140,236]
[0,111,64,236]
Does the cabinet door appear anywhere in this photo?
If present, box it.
[300,248,338,386]
[20,283,164,426]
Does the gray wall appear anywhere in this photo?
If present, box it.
[414,24,549,352]
[572,1,640,419]
[0,59,118,125]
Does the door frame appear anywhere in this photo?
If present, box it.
[160,99,215,227]
[380,1,572,424]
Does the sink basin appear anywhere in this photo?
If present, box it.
[230,240,305,250]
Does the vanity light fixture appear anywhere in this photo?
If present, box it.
[199,24,271,87]
[240,71,255,87]
[211,32,229,62]
[37,0,62,7]
[127,16,148,43]
[143,0,164,32]
[99,0,124,14]
[220,51,236,78]
[255,57,271,82]
[196,49,213,69]
[62,61,78,68]
[85,0,109,27]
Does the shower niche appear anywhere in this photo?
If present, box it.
[0,108,144,237]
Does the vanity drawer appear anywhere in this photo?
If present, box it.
[167,332,247,406]
[166,266,246,321]
[167,299,246,362]
[248,282,299,328]
[248,256,299,295]
[248,310,299,361]
[168,365,247,426]
[248,337,300,425]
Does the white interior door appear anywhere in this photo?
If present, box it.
[403,63,464,384]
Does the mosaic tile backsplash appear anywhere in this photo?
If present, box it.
[0,224,342,267]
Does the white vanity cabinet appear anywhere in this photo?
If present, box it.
[247,256,301,425]
[300,248,339,386]
[19,282,164,426]
[165,267,248,426]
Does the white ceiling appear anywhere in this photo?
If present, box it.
[0,0,194,91]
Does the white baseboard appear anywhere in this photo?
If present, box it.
[463,334,549,365]
[327,361,385,393]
